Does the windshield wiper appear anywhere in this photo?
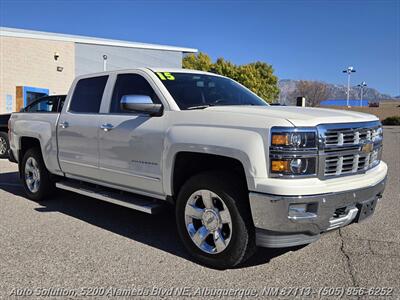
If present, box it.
[186,105,213,110]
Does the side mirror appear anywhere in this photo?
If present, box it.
[120,95,163,116]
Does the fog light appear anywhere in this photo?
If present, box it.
[288,203,318,220]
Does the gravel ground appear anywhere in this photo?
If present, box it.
[0,127,399,299]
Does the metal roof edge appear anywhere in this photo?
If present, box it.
[0,27,198,53]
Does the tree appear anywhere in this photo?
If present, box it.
[182,52,213,71]
[289,80,329,107]
[237,62,280,101]
[211,58,239,79]
[182,52,279,103]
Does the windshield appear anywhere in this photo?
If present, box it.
[155,72,268,110]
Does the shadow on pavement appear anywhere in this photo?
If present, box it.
[0,170,304,269]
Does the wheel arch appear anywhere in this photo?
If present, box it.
[18,137,42,176]
[168,151,252,200]
[162,126,267,198]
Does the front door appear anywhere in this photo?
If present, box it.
[98,73,165,196]
[58,75,108,180]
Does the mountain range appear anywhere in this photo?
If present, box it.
[278,79,396,105]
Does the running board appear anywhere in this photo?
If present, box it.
[55,180,164,214]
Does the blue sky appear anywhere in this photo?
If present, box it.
[1,0,399,96]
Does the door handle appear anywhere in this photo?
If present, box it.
[100,123,114,132]
[59,121,69,129]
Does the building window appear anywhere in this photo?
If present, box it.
[6,95,13,112]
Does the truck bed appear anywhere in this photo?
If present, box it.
[9,112,62,174]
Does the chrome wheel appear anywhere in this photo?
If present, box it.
[0,136,7,155]
[184,189,233,254]
[24,157,41,193]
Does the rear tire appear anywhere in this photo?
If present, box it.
[0,132,9,159]
[21,147,54,201]
[176,171,256,269]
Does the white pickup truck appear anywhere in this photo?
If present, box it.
[8,68,387,269]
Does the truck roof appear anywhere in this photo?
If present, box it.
[73,68,225,80]
[149,67,223,77]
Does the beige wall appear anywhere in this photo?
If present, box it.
[0,36,74,113]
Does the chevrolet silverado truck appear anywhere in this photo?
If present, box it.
[8,69,387,269]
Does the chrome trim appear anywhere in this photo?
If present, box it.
[55,181,164,214]
[256,228,320,248]
[249,176,386,238]
[317,121,381,150]
[184,189,232,254]
[317,121,383,179]
[60,159,160,181]
[100,123,114,132]
[288,210,317,221]
[65,173,166,200]
[327,207,358,231]
[269,151,318,158]
[24,157,41,193]
[268,121,383,180]
[99,166,160,181]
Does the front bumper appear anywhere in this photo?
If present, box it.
[250,176,387,248]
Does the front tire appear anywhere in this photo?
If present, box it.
[21,148,54,201]
[0,132,9,159]
[176,171,256,269]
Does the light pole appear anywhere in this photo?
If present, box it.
[357,81,367,107]
[342,66,356,107]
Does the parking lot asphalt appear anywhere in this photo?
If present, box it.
[0,127,399,299]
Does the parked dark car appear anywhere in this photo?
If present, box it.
[0,113,11,158]
[0,95,66,159]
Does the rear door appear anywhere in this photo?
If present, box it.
[97,72,166,196]
[57,75,109,180]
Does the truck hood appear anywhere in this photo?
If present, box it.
[205,106,378,127]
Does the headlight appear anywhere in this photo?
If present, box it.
[270,157,317,175]
[271,131,316,149]
[270,127,318,178]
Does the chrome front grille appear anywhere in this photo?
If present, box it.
[324,126,380,147]
[318,121,383,179]
[323,152,380,177]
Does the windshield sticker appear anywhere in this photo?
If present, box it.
[156,72,175,81]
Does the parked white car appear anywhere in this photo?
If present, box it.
[8,68,387,268]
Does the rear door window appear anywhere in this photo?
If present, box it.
[69,76,108,113]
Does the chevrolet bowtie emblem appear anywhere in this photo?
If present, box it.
[361,142,374,154]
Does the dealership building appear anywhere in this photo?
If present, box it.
[0,27,197,113]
